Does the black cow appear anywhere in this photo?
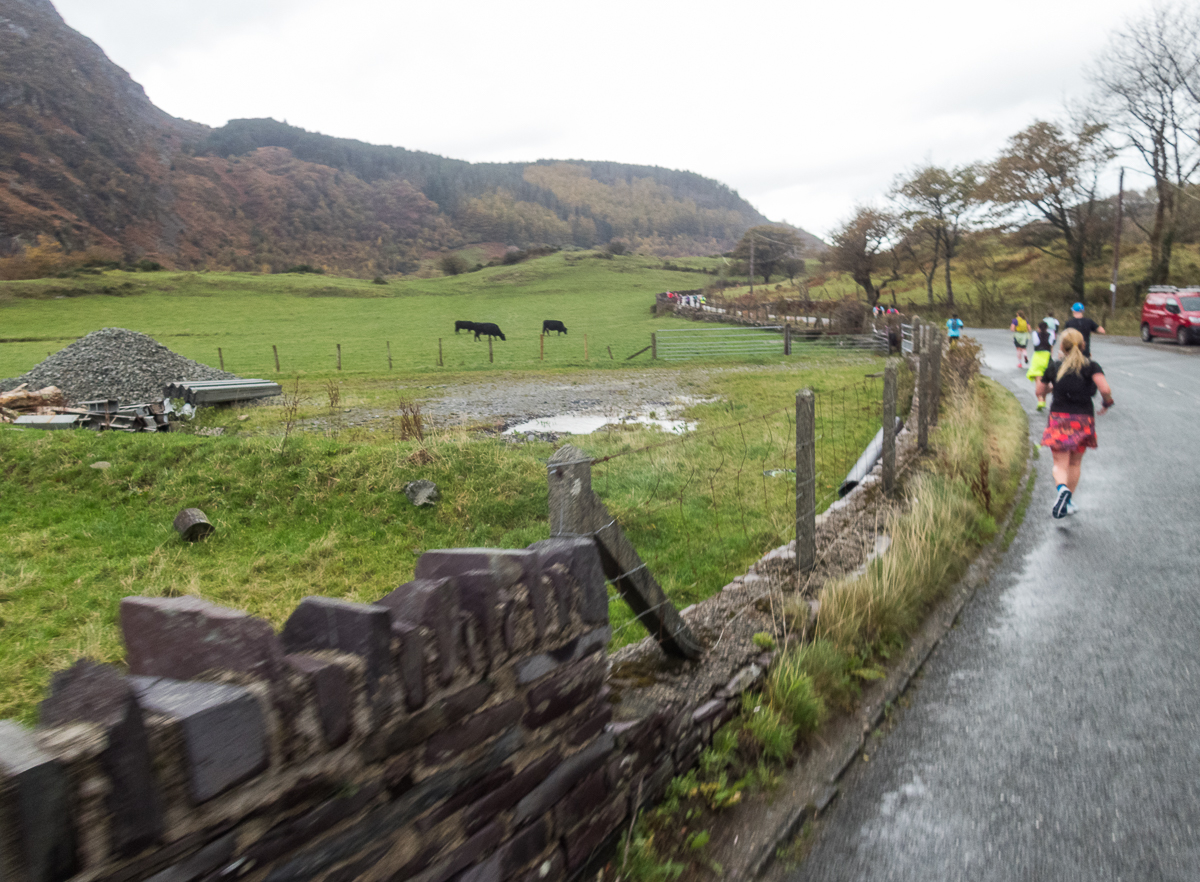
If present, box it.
[542,320,568,335]
[473,322,506,341]
[455,320,477,334]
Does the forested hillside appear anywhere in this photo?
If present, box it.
[0,0,813,277]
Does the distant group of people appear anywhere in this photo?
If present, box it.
[667,292,706,308]
[872,304,902,316]
[1010,303,1113,520]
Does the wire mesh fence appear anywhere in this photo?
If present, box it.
[570,368,912,645]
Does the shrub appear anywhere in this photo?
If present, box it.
[372,275,388,285]
[606,239,631,256]
[281,264,324,274]
[944,336,984,391]
[439,254,469,276]
[133,259,163,272]
[788,640,859,712]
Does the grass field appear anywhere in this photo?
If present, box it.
[0,254,722,379]
[0,256,896,721]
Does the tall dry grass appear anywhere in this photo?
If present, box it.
[813,375,1027,654]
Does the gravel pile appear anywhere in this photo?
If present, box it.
[0,328,239,405]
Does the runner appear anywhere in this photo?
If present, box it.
[1027,321,1054,411]
[1064,302,1105,357]
[1010,311,1031,368]
[1035,328,1114,518]
[946,313,964,346]
[1042,309,1060,347]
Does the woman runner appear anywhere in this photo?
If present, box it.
[1034,328,1114,518]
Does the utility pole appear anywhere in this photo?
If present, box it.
[1110,166,1124,316]
[749,234,755,296]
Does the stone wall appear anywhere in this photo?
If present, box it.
[0,537,767,882]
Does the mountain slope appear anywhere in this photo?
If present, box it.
[0,0,822,275]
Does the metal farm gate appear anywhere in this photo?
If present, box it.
[655,326,785,359]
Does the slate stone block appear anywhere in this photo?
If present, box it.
[143,832,235,882]
[569,702,613,746]
[425,699,522,764]
[390,619,427,709]
[564,792,628,870]
[463,748,560,834]
[515,626,611,685]
[554,767,608,833]
[514,733,614,826]
[416,766,512,833]
[281,597,392,697]
[130,677,267,803]
[265,733,518,882]
[519,847,565,882]
[638,756,676,808]
[39,659,163,855]
[406,820,503,882]
[417,548,547,637]
[524,655,607,729]
[691,699,724,725]
[285,654,351,748]
[528,537,608,625]
[453,569,504,660]
[0,720,76,882]
[121,595,284,682]
[376,578,460,686]
[497,817,549,878]
[243,783,381,866]
[384,681,492,754]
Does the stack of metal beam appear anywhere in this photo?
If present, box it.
[14,400,170,432]
[163,379,283,405]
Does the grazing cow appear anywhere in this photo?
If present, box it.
[455,320,477,335]
[542,320,568,335]
[473,322,506,341]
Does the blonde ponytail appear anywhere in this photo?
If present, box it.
[1056,328,1089,380]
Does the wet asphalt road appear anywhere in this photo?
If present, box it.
[786,330,1200,881]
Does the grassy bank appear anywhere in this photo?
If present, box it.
[611,349,1028,881]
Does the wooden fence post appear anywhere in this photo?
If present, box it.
[911,317,922,354]
[607,345,614,360]
[336,343,342,371]
[272,345,280,373]
[917,328,930,452]
[930,327,943,426]
[784,324,792,355]
[218,348,224,371]
[489,336,494,364]
[438,338,443,367]
[796,388,816,573]
[651,333,657,360]
[387,341,393,371]
[547,445,701,659]
[883,360,897,495]
[584,334,588,361]
[540,334,544,361]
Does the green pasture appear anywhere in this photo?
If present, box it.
[0,254,721,380]
[0,354,889,721]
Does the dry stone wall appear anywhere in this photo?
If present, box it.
[0,536,767,882]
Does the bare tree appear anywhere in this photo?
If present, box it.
[1089,4,1200,285]
[979,119,1115,300]
[894,220,942,307]
[827,208,899,306]
[891,163,979,306]
[730,225,806,284]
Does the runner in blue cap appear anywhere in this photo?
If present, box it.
[1064,301,1104,357]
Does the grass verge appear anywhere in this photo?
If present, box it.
[609,356,1028,881]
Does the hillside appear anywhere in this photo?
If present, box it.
[0,0,821,275]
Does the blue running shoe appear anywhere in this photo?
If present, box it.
[1052,485,1072,519]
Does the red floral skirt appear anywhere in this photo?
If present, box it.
[1041,412,1097,452]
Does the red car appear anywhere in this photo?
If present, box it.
[1141,286,1200,345]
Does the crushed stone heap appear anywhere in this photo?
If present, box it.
[0,328,239,405]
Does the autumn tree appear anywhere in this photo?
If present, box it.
[1089,4,1200,285]
[731,225,805,284]
[979,119,1115,300]
[891,163,979,306]
[827,208,899,305]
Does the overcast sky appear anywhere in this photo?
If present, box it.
[54,0,1159,239]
